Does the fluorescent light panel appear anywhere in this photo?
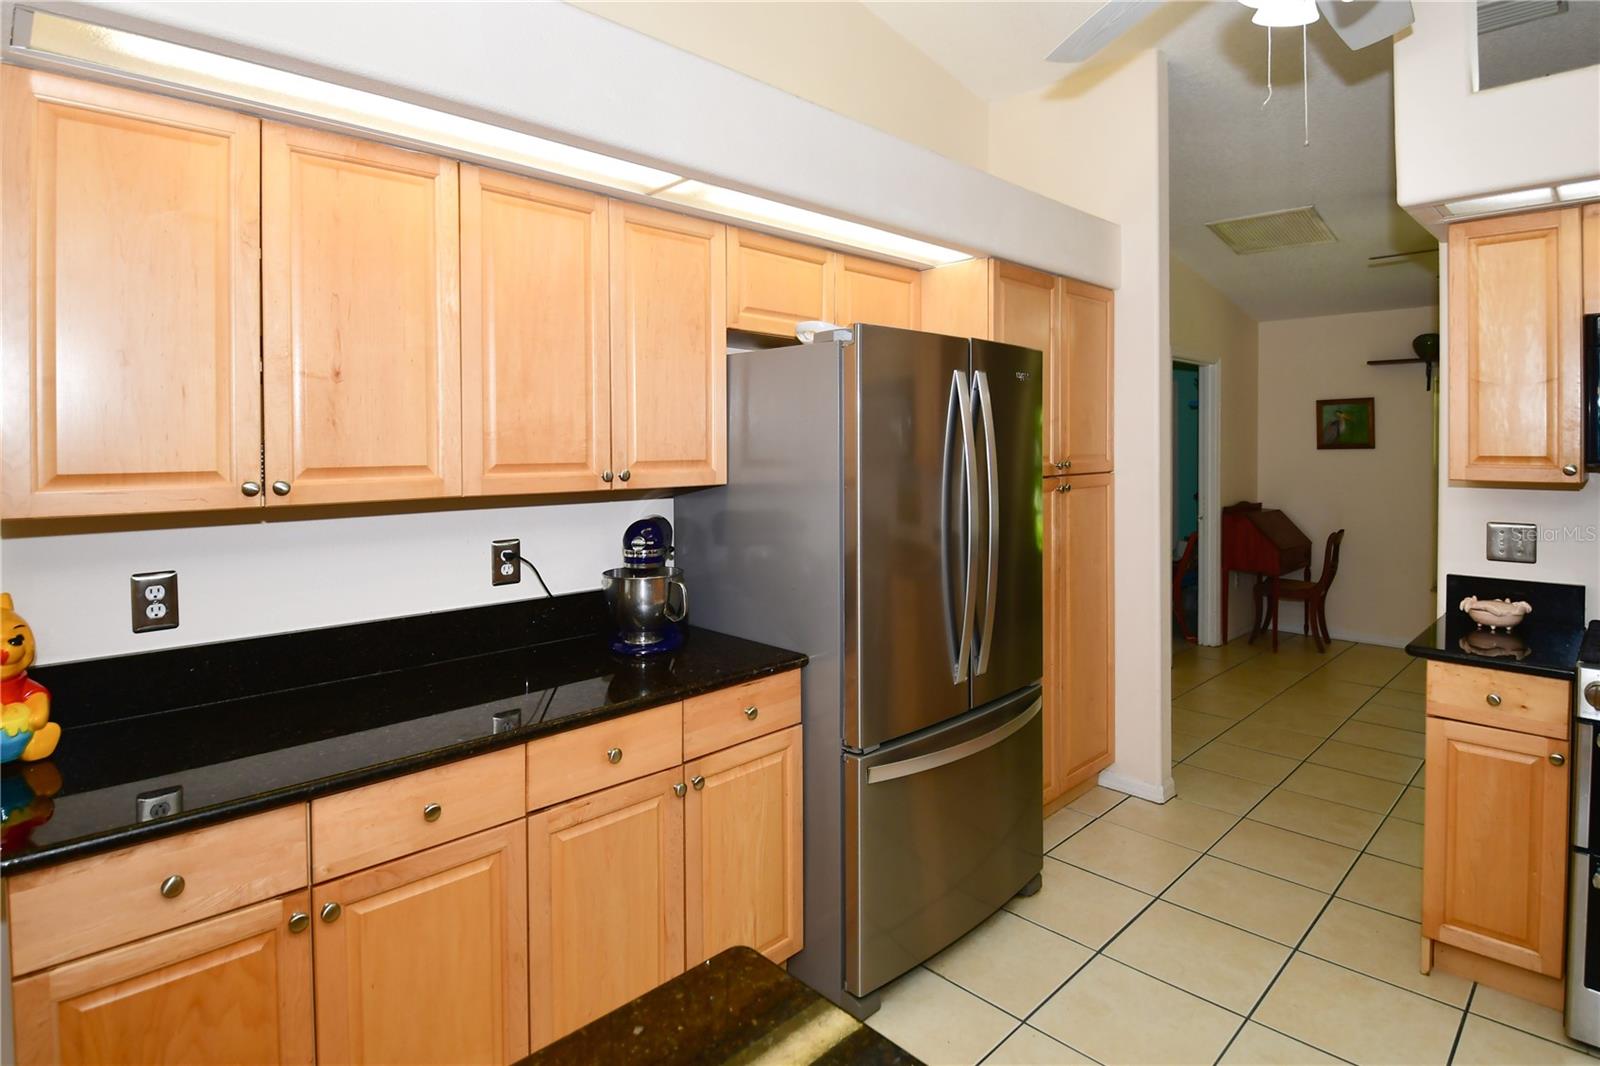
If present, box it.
[1443,186,1556,216]
[1557,178,1600,202]
[14,9,971,267]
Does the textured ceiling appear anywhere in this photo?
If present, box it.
[864,1,1439,320]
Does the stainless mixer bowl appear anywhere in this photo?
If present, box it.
[601,566,688,646]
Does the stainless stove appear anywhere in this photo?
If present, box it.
[1567,621,1600,1046]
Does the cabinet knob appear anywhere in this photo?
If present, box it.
[691,775,705,791]
[159,874,185,899]
[607,747,623,764]
[1564,464,1580,477]
[1592,870,1600,891]
[743,705,759,721]
[240,481,262,497]
[619,469,631,483]
[673,782,687,798]
[271,480,291,496]
[601,470,614,483]
[1056,482,1071,494]
[288,912,310,934]
[422,802,442,822]
[1485,693,1502,707]
[1054,460,1071,470]
[1551,752,1567,766]
[320,902,342,923]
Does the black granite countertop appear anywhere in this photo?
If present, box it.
[0,593,805,876]
[520,946,919,1066]
[1404,574,1588,683]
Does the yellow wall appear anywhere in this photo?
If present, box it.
[570,1,990,169]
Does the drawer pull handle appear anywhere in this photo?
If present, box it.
[673,782,687,798]
[288,912,310,934]
[240,481,262,497]
[1564,464,1580,477]
[423,802,442,822]
[607,747,623,764]
[691,775,705,791]
[1551,753,1566,766]
[159,875,185,899]
[743,705,759,721]
[1486,693,1502,707]
[321,902,342,923]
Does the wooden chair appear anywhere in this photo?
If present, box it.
[1173,532,1198,644]
[1253,529,1345,652]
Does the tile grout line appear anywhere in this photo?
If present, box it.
[1445,983,1477,1064]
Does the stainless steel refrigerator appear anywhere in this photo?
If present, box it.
[675,324,1044,1017]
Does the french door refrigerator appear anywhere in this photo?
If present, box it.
[676,324,1044,1016]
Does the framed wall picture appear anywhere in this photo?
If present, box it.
[1316,397,1375,450]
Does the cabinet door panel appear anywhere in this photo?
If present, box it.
[992,262,1054,356]
[835,255,920,330]
[609,202,726,489]
[462,166,611,495]
[528,768,684,1049]
[1,68,261,517]
[1043,472,1115,803]
[1423,717,1567,976]
[1447,208,1584,485]
[262,123,460,504]
[728,229,833,337]
[313,823,528,1065]
[12,894,313,1066]
[1053,279,1113,475]
[685,725,803,965]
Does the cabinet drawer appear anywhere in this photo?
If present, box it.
[527,702,683,811]
[683,670,802,761]
[311,747,524,881]
[1425,661,1570,740]
[7,805,307,976]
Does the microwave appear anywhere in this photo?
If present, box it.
[1588,313,1599,472]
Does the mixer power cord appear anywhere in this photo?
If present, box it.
[499,548,554,598]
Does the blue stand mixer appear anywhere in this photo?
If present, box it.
[601,516,689,657]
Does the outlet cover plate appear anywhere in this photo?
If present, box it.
[491,539,520,586]
[131,571,179,632]
[135,785,183,822]
[1486,522,1538,564]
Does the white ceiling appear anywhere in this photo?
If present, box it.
[864,1,1439,321]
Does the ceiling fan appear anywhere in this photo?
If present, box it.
[1045,0,1416,64]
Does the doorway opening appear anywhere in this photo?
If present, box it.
[1172,357,1222,646]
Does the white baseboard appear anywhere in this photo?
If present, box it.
[1097,769,1175,803]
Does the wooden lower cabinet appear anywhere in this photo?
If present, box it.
[312,824,529,1065]
[1422,716,1568,976]
[685,725,803,966]
[527,768,686,1047]
[1042,472,1115,804]
[11,893,314,1066]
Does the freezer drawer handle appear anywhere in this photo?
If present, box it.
[865,697,1041,785]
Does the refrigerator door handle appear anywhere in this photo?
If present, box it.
[865,696,1042,784]
[940,372,964,683]
[956,370,977,685]
[973,370,999,677]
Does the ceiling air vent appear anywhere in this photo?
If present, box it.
[1477,1,1568,35]
[1206,205,1337,255]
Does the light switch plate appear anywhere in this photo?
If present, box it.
[1486,522,1538,564]
[131,571,179,632]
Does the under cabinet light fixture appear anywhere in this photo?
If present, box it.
[9,8,972,267]
[1557,179,1600,202]
[652,181,972,266]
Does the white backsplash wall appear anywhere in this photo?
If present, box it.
[0,497,671,666]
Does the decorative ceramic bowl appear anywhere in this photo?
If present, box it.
[1458,596,1533,632]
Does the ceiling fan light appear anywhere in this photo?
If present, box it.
[1250,0,1321,27]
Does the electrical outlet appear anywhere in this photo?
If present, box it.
[131,571,180,633]
[491,539,521,586]
[1486,522,1538,564]
[135,785,183,822]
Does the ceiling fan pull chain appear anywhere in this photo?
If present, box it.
[1261,26,1273,108]
[1302,23,1310,146]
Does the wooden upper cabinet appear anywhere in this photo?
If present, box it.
[1583,203,1599,315]
[1423,717,1568,977]
[461,166,611,495]
[609,202,727,489]
[1043,472,1115,804]
[992,262,1055,356]
[262,122,461,505]
[1447,208,1585,486]
[313,824,528,1066]
[835,255,921,330]
[0,68,263,518]
[919,259,992,338]
[684,725,803,967]
[11,893,314,1066]
[727,229,833,337]
[1053,278,1114,475]
[527,768,685,1049]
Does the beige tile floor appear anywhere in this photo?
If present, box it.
[866,635,1600,1066]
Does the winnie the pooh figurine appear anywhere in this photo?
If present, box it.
[2,594,58,763]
